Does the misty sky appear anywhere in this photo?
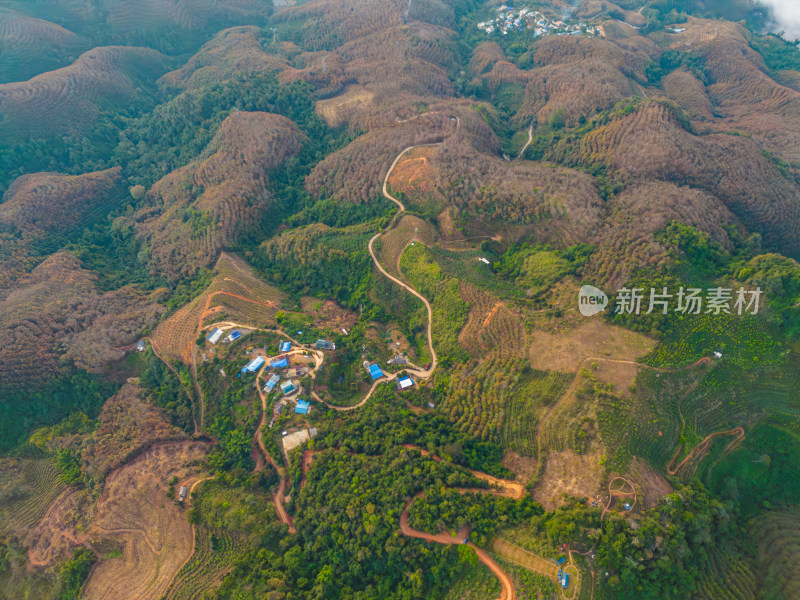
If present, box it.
[762,0,800,39]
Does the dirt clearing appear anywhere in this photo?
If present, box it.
[80,441,210,600]
[528,320,655,374]
[533,449,602,510]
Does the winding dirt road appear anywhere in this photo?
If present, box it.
[667,427,745,477]
[400,495,515,600]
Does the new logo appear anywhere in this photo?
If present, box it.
[578,285,608,317]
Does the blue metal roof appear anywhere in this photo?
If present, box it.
[229,330,242,340]
[264,374,280,391]
[280,341,291,352]
[368,364,383,379]
[295,399,310,414]
[271,357,289,369]
[242,356,265,373]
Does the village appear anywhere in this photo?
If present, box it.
[477,4,599,38]
[199,323,419,459]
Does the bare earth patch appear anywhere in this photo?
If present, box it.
[528,320,655,374]
[81,441,209,600]
[533,449,602,510]
[629,457,673,509]
[501,451,536,483]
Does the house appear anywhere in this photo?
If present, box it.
[276,402,285,415]
[341,328,349,336]
[295,399,311,415]
[285,367,306,378]
[427,402,435,409]
[396,376,414,390]
[387,354,407,366]
[368,363,384,380]
[242,356,265,374]
[280,380,296,395]
[263,374,280,392]
[135,339,146,352]
[178,486,188,502]
[271,356,289,369]
[623,502,632,511]
[557,556,566,565]
[315,339,336,350]
[279,341,291,353]
[206,328,223,345]
[562,574,569,588]
[478,257,491,265]
[226,330,242,343]
[713,351,723,359]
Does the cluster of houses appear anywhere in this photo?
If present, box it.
[477,5,598,38]
[205,327,241,345]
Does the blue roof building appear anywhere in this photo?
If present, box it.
[295,399,310,414]
[227,330,242,342]
[368,364,384,380]
[263,374,280,392]
[280,341,291,352]
[280,380,296,395]
[271,357,289,369]
[242,356,265,374]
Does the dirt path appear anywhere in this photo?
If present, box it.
[400,494,515,600]
[600,476,637,521]
[300,450,316,492]
[371,142,442,379]
[517,123,534,159]
[147,337,199,435]
[534,355,714,480]
[666,427,745,477]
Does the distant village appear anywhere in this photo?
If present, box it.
[477,5,598,38]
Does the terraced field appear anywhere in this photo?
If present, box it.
[376,214,438,280]
[0,9,82,82]
[502,369,573,462]
[162,528,244,600]
[0,458,66,536]
[0,45,170,138]
[691,544,758,600]
[751,508,800,600]
[458,282,526,360]
[152,253,287,363]
[386,145,443,206]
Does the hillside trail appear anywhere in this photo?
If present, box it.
[666,427,745,477]
[600,476,637,521]
[534,354,715,480]
[400,492,514,600]
[147,337,199,435]
[517,123,534,159]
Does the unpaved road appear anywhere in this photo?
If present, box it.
[400,494,515,600]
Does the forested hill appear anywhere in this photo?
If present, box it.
[1,1,800,599]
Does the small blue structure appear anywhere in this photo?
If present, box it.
[280,341,291,352]
[263,374,280,392]
[227,330,242,343]
[242,356,265,374]
[557,556,566,566]
[368,363,384,380]
[396,376,414,390]
[271,357,289,369]
[315,339,335,350]
[562,573,569,589]
[295,399,310,415]
[280,380,296,395]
